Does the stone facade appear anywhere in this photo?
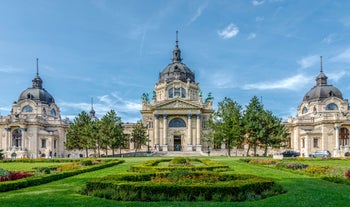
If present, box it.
[141,33,213,152]
[285,58,350,157]
[0,61,69,159]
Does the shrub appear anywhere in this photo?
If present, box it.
[345,152,350,157]
[305,166,330,175]
[80,159,93,166]
[345,169,350,180]
[0,168,9,177]
[276,162,308,170]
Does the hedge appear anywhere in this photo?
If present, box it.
[83,171,281,202]
[0,159,125,192]
[129,158,230,173]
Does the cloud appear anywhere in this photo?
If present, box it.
[247,33,256,40]
[187,3,208,25]
[331,47,350,63]
[0,65,22,73]
[243,74,311,90]
[327,71,348,82]
[58,92,141,123]
[297,55,319,69]
[218,23,239,39]
[252,0,265,6]
[322,34,339,44]
[209,72,235,88]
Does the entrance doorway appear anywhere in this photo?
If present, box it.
[174,135,181,151]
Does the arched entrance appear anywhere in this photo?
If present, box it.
[12,129,22,148]
[174,135,182,151]
[339,127,349,146]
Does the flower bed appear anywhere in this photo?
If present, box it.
[129,157,230,173]
[0,159,124,192]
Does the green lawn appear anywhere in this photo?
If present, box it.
[1,157,350,207]
[0,162,70,171]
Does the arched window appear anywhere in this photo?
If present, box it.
[168,88,173,98]
[181,87,186,98]
[169,118,186,128]
[340,128,349,146]
[22,105,33,112]
[50,108,56,116]
[174,88,180,97]
[12,129,22,147]
[326,103,338,110]
[302,107,308,114]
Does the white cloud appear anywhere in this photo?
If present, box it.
[218,23,239,39]
[252,0,265,6]
[0,65,22,73]
[331,47,350,63]
[327,71,348,82]
[247,33,256,40]
[58,92,141,123]
[188,3,208,25]
[209,72,235,88]
[297,55,319,69]
[243,74,311,90]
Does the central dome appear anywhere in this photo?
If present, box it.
[158,32,195,83]
[18,64,55,105]
[303,60,343,102]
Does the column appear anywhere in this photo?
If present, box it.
[187,114,192,151]
[154,114,159,146]
[305,134,309,157]
[187,114,192,144]
[163,115,168,151]
[196,114,201,151]
[334,124,340,150]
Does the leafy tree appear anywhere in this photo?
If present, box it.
[209,97,244,156]
[130,121,148,156]
[65,111,95,157]
[99,110,125,157]
[260,110,289,155]
[243,96,289,156]
[243,96,265,156]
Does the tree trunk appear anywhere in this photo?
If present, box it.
[246,144,251,156]
[263,144,268,157]
[119,148,122,157]
[85,148,88,158]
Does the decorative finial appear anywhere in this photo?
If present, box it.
[176,30,179,47]
[36,58,39,76]
[91,97,94,110]
[320,56,323,73]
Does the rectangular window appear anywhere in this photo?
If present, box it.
[41,139,47,148]
[302,139,305,148]
[54,140,57,149]
[168,88,173,98]
[313,138,319,148]
[174,88,180,97]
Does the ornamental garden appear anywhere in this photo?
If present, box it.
[1,156,350,206]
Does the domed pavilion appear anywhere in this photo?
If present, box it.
[140,32,213,153]
[286,57,350,157]
[0,59,69,159]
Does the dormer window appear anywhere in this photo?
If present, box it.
[50,108,56,116]
[302,107,308,114]
[326,103,338,110]
[22,105,33,112]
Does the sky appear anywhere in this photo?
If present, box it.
[1,0,350,123]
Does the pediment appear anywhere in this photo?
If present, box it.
[153,99,201,110]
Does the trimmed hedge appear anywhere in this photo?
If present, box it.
[0,160,124,192]
[83,171,282,202]
[129,158,230,173]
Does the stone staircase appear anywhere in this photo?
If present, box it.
[151,151,206,157]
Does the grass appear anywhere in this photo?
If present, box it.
[1,162,69,171]
[1,157,350,206]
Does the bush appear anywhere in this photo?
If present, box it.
[345,169,350,180]
[345,152,350,157]
[80,159,93,166]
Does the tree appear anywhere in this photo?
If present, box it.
[243,96,289,156]
[99,110,125,157]
[65,111,95,157]
[209,97,244,156]
[243,96,265,156]
[259,110,289,156]
[130,121,148,156]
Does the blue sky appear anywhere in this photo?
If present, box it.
[1,0,350,123]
